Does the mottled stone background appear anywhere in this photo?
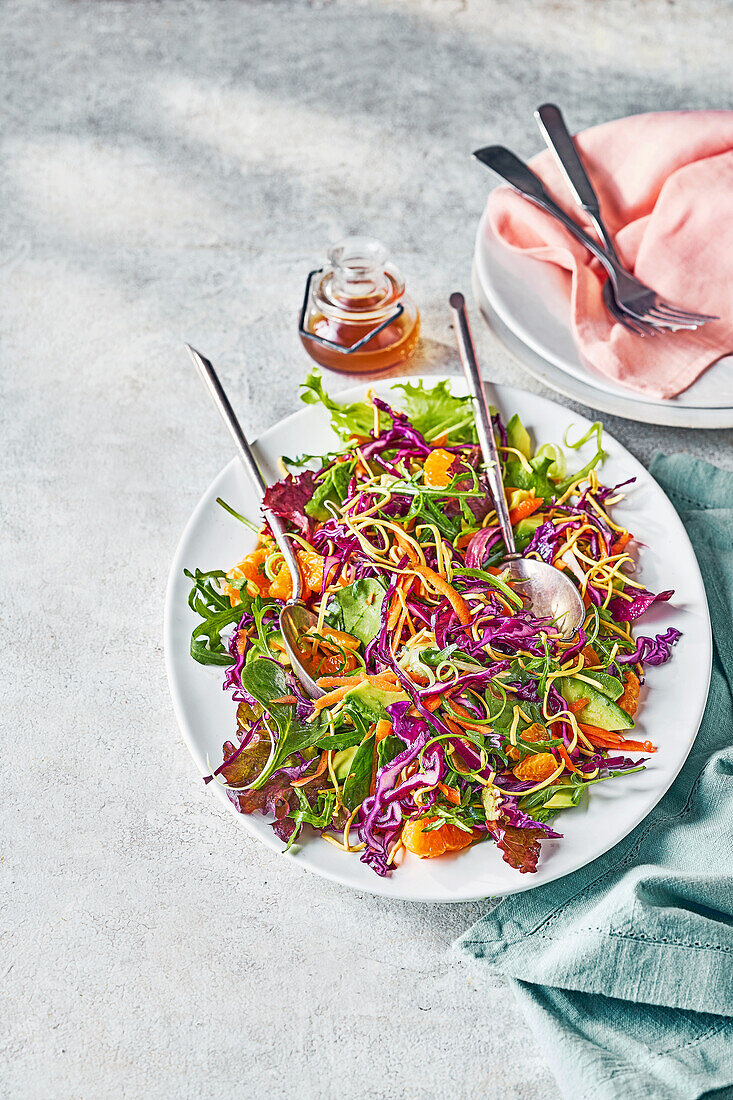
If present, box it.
[2,1,731,1097]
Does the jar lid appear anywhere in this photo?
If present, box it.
[313,236,405,323]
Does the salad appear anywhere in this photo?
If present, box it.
[185,372,681,877]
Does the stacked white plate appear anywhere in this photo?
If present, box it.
[473,203,733,428]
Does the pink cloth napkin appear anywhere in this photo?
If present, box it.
[487,110,733,398]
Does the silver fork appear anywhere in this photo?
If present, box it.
[474,144,718,332]
[535,103,657,338]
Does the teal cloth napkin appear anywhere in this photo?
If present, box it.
[455,455,733,1100]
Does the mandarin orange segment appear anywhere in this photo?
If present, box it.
[402,817,477,859]
[423,448,455,489]
[619,670,640,716]
[512,752,558,783]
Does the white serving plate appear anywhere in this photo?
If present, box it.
[474,204,733,428]
[164,376,711,902]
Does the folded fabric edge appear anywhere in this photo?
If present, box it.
[509,979,733,1100]
[453,925,733,1016]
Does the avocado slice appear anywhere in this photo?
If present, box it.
[576,670,624,702]
[332,745,359,782]
[342,681,408,724]
[542,788,579,810]
[516,513,543,538]
[505,413,532,460]
[514,512,543,553]
[560,676,633,731]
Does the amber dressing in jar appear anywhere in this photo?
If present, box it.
[299,237,420,374]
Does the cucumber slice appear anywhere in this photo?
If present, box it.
[560,676,634,731]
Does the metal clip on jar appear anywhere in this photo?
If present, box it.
[299,237,420,374]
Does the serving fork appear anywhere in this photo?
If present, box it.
[473,143,718,334]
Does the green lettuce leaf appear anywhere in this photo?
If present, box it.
[299,369,476,445]
[299,369,384,439]
[284,788,338,851]
[392,379,475,443]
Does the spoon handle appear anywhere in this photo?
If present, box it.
[448,294,516,558]
[186,345,303,601]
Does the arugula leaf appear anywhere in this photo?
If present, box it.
[284,788,338,852]
[305,461,355,521]
[391,379,475,443]
[184,568,242,666]
[239,659,327,789]
[327,578,385,646]
[342,732,375,811]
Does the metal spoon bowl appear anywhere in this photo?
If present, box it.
[449,293,584,640]
[186,345,325,698]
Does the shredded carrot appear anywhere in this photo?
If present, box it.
[368,670,399,687]
[617,738,656,752]
[555,743,582,774]
[508,496,543,526]
[578,723,654,752]
[270,695,298,705]
[394,531,420,564]
[316,674,367,689]
[415,564,471,625]
[374,719,393,744]
[611,531,632,556]
[414,694,443,714]
[386,592,402,631]
[313,684,355,712]
[291,752,328,787]
[387,576,415,631]
[579,722,623,745]
[441,696,489,733]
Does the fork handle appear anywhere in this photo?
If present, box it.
[534,104,621,263]
[473,145,621,282]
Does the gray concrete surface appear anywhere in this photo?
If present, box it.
[2,2,732,1098]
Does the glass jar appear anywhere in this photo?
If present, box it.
[299,236,420,374]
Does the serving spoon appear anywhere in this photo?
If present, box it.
[186,345,325,699]
[448,294,584,640]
